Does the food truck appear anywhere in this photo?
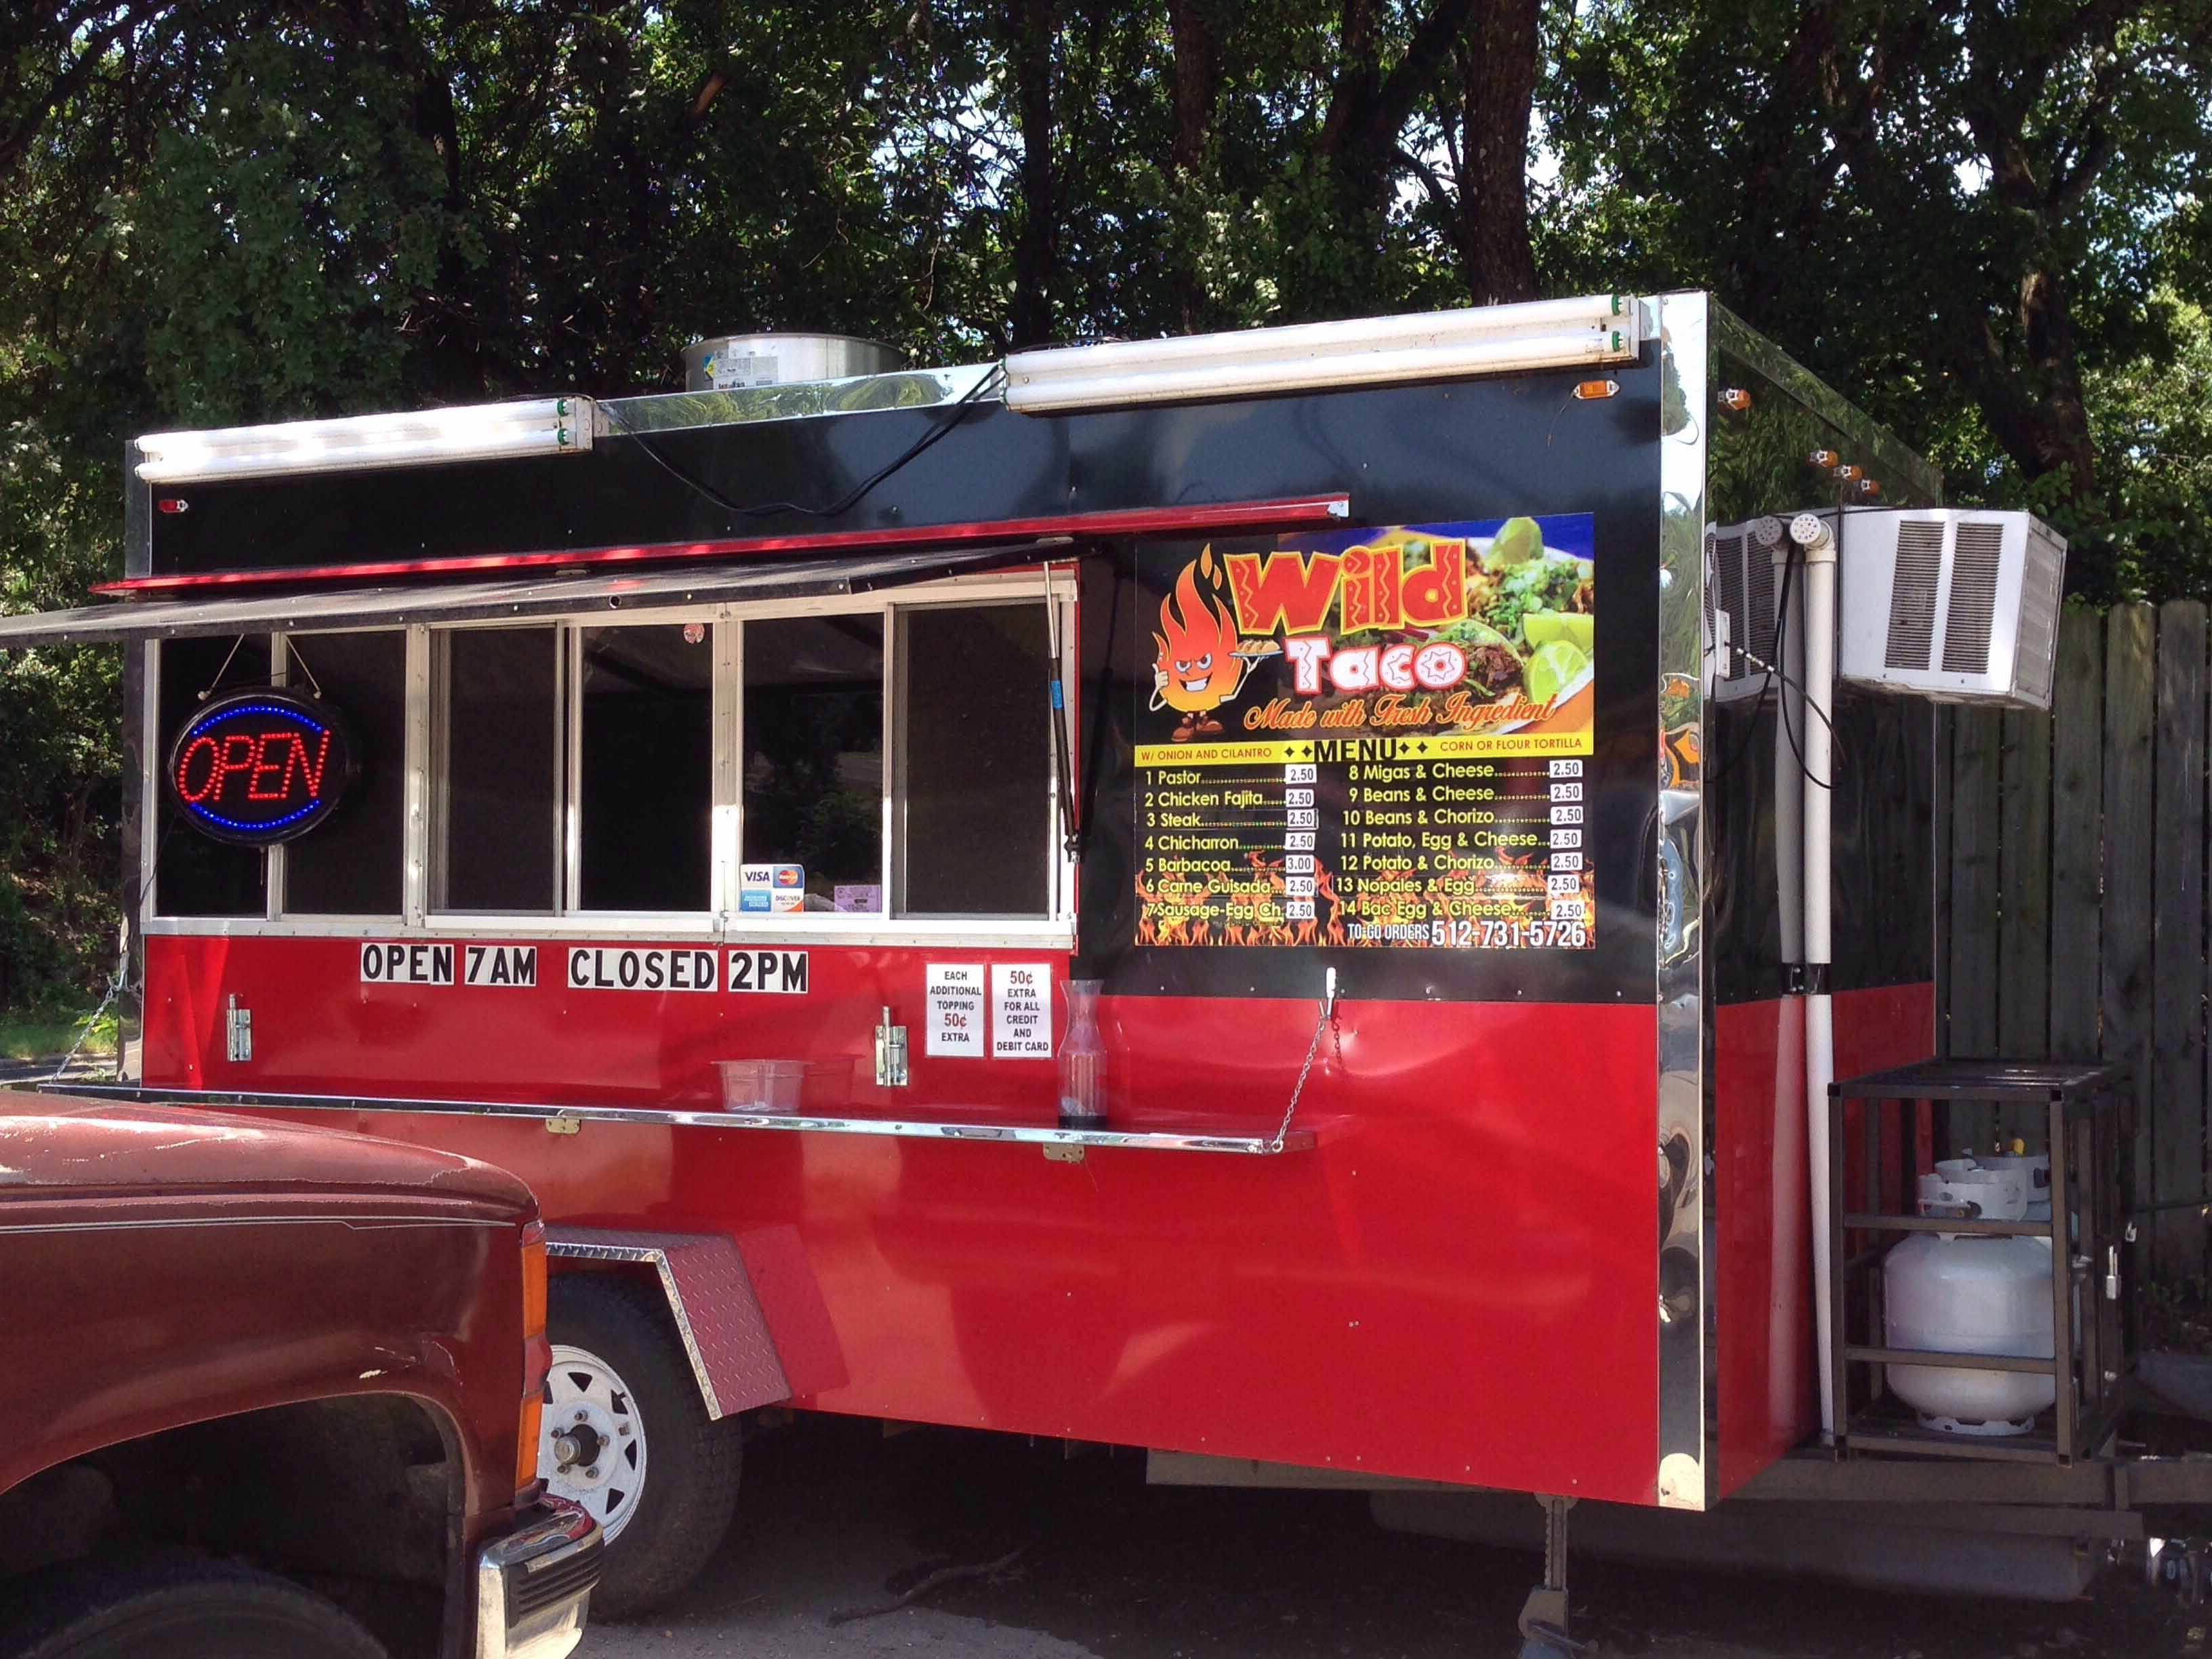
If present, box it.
[5,293,2203,1652]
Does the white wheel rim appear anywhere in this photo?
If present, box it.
[541,1342,650,1542]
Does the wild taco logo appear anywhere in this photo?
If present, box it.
[1149,547,1280,739]
[1146,516,1595,751]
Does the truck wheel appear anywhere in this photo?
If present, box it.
[544,1273,741,1618]
[0,1557,386,1658]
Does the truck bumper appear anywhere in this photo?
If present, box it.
[475,1496,602,1659]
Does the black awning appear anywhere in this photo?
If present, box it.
[0,541,1061,649]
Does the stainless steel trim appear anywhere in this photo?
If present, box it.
[597,364,1000,437]
[562,625,580,915]
[404,625,431,924]
[124,438,153,579]
[544,1233,729,1417]
[121,639,153,1080]
[1710,304,1942,506]
[1655,291,1711,1510]
[474,1497,599,1659]
[265,632,286,920]
[46,1082,1317,1154]
[710,1112,1316,1154]
[712,617,738,924]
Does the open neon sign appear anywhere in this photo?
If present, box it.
[168,691,356,844]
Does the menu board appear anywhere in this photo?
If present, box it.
[1132,516,1597,952]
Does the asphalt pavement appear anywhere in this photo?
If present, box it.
[577,1415,2203,1659]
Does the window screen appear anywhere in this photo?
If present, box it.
[898,604,1053,916]
[437,627,559,911]
[155,634,270,916]
[281,631,405,916]
[578,624,713,911]
[742,615,884,912]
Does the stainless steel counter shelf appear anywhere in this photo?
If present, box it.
[36,1082,1317,1156]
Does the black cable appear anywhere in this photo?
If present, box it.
[1769,542,1834,790]
[1706,546,1792,790]
[605,365,1008,524]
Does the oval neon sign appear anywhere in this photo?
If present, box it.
[168,691,355,844]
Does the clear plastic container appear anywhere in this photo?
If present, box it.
[716,1059,847,1112]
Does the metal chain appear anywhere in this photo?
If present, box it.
[1269,969,1339,1152]
[46,960,127,1085]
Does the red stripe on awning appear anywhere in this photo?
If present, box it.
[96,494,1353,597]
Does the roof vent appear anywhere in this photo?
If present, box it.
[681,333,901,392]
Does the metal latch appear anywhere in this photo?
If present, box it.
[875,1006,909,1088]
[224,995,253,1063]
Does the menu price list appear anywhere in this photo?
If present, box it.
[1132,736,1595,951]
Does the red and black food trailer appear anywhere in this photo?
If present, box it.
[5,293,2202,1650]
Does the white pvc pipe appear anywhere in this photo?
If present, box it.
[1767,523,1809,1433]
[1792,513,1839,1437]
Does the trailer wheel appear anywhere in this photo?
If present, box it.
[0,1556,387,1658]
[542,1274,741,1618]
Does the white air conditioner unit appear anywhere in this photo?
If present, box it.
[1836,509,2066,709]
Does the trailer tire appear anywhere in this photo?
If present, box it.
[544,1274,741,1618]
[0,1555,388,1658]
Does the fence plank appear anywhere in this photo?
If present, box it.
[1949,703,2003,1149]
[1933,705,1954,1059]
[2153,600,2207,1277]
[2049,611,2104,1061]
[1996,701,2053,1142]
[2104,604,2158,1211]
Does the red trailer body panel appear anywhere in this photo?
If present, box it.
[147,933,1662,1502]
[1712,983,1936,1498]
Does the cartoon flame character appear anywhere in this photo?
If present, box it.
[1152,547,1275,739]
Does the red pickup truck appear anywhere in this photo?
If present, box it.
[0,1097,601,1658]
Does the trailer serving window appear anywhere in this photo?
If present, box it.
[145,573,1072,942]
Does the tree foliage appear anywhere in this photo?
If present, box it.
[1,0,2207,1005]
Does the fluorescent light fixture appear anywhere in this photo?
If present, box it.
[1004,295,1642,414]
[136,396,595,483]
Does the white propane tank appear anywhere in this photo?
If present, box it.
[1883,1161,2055,1435]
[1982,1143,2053,1221]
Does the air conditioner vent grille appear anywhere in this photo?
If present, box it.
[2013,527,2064,703]
[1745,539,1777,664]
[1884,520,1946,670]
[1713,530,1746,671]
[1942,521,2005,673]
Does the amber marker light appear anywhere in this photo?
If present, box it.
[1807,449,1840,468]
[516,1218,550,1494]
[1830,464,1864,483]
[1572,379,1620,401]
[1718,388,1753,412]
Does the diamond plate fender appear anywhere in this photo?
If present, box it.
[546,1227,790,1420]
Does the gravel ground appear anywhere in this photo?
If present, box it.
[578,1416,2208,1659]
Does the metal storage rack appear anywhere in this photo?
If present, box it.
[1828,1060,2135,1464]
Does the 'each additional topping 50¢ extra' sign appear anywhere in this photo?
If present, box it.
[169,691,354,844]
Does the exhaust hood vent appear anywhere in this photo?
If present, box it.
[681,333,901,392]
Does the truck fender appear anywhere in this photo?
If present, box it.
[544,1228,791,1420]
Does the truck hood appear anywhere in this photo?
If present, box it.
[0,1094,535,1214]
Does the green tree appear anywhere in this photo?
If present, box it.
[1547,0,2212,599]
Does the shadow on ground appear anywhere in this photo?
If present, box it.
[582,1414,2206,1658]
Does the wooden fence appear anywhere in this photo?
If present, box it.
[1938,602,2209,1280]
